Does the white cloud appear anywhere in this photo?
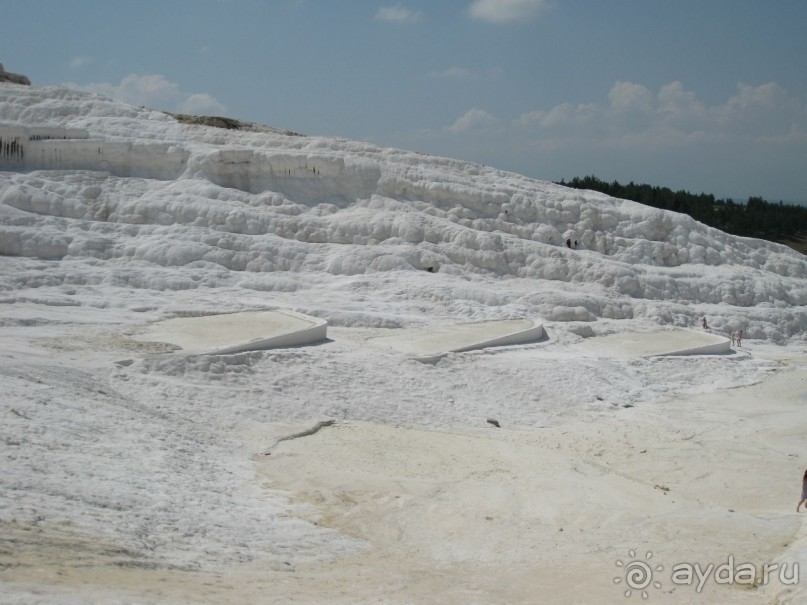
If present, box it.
[66,74,227,115]
[375,4,422,23]
[658,81,703,116]
[654,81,708,132]
[516,80,807,145]
[428,67,476,80]
[115,74,182,107]
[468,0,549,23]
[446,108,499,133]
[427,66,504,80]
[179,93,227,116]
[393,80,806,200]
[68,56,93,70]
[710,82,801,137]
[408,80,805,152]
[519,102,598,129]
[608,81,654,113]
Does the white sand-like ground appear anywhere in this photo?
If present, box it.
[247,346,805,605]
[3,324,805,605]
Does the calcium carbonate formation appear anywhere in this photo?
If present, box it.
[1,84,805,341]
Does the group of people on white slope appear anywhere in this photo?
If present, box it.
[701,316,742,347]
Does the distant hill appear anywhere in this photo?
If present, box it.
[558,175,807,254]
[0,63,31,85]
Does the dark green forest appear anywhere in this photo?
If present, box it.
[557,176,807,252]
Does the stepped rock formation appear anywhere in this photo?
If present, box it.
[0,84,805,341]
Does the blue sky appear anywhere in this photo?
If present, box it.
[4,0,807,202]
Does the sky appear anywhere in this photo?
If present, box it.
[3,0,807,202]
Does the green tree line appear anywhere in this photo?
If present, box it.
[557,176,807,244]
